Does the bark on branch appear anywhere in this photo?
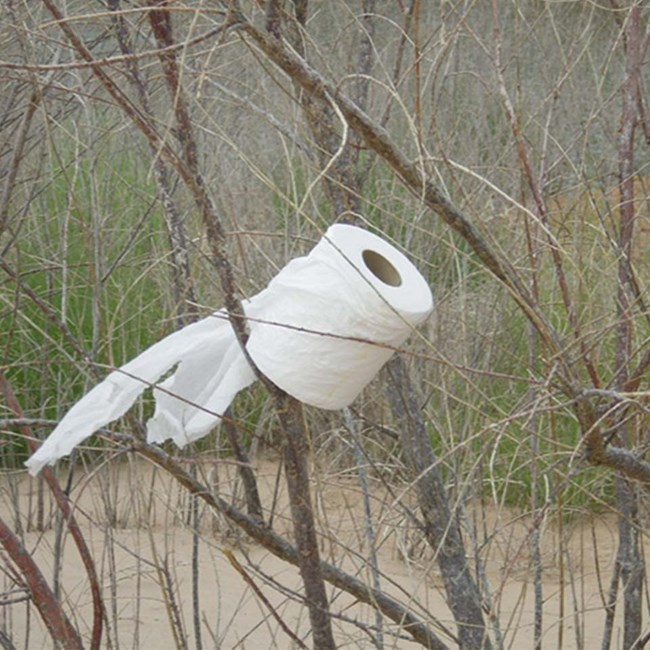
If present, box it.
[110,431,450,649]
[0,516,83,650]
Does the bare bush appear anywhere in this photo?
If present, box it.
[1,1,649,649]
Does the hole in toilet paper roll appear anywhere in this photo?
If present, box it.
[362,249,402,287]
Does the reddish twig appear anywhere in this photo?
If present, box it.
[490,0,601,390]
[0,371,104,649]
[0,515,83,649]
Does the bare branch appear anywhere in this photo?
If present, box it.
[0,515,83,649]
[109,430,451,650]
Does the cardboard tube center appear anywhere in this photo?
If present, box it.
[362,249,403,287]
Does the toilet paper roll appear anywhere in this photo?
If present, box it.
[246,224,433,409]
[25,224,432,475]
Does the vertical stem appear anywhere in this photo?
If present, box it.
[277,397,336,649]
[105,526,120,649]
[529,396,543,650]
[412,0,422,155]
[0,371,104,649]
[108,0,197,326]
[601,560,621,650]
[190,463,203,650]
[0,88,40,238]
[222,411,264,523]
[343,408,384,649]
[527,319,543,650]
[386,355,491,649]
[614,7,644,649]
[283,0,362,217]
[37,6,335,646]
[490,0,601,389]
[550,402,565,650]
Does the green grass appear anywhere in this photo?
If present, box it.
[1,140,174,464]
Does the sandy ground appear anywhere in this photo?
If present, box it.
[0,456,633,649]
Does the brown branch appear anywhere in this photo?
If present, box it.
[107,430,450,650]
[236,15,560,362]
[38,3,337,645]
[0,515,83,649]
[222,410,264,523]
[613,12,645,647]
[231,10,650,487]
[346,0,378,192]
[280,1,363,218]
[613,3,642,389]
[0,22,227,73]
[636,6,650,145]
[591,446,650,486]
[490,0,601,389]
[274,396,335,648]
[626,345,650,393]
[142,1,249,348]
[0,88,40,237]
[386,355,492,649]
[108,0,198,327]
[0,371,104,649]
[151,6,334,644]
[265,0,283,39]
[224,548,308,649]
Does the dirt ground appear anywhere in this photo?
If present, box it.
[0,456,634,649]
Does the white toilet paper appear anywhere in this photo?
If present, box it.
[25,224,432,475]
[246,224,433,409]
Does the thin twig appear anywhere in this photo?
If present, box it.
[343,408,384,650]
[223,548,308,649]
